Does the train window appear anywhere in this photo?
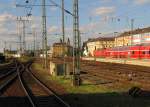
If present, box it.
[142,51,145,54]
[132,51,134,54]
[149,50,150,54]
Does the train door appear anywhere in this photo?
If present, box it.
[138,46,142,59]
[149,49,150,59]
[130,46,140,59]
[146,46,150,59]
[144,46,147,59]
[140,46,150,59]
[130,46,136,59]
[139,46,145,59]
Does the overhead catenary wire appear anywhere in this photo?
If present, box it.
[49,0,74,16]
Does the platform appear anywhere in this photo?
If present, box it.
[82,57,150,67]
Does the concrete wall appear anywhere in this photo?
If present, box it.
[82,57,150,67]
[49,61,72,76]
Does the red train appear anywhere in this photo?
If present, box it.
[93,45,150,59]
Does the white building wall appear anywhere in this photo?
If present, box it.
[132,32,150,45]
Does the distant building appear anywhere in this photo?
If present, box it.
[115,32,131,47]
[132,27,150,45]
[4,50,19,57]
[52,41,73,58]
[83,37,115,56]
[115,27,150,46]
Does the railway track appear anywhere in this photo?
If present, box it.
[0,60,17,76]
[29,62,70,107]
[0,62,17,80]
[0,60,19,95]
[81,60,150,89]
[0,60,71,107]
[17,61,70,107]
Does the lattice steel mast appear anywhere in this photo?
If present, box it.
[73,0,81,86]
[17,17,28,55]
[62,0,65,43]
[42,0,48,68]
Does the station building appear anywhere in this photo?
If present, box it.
[83,37,115,56]
[132,27,150,45]
[52,42,73,58]
[115,27,150,47]
[83,27,150,57]
[115,32,131,47]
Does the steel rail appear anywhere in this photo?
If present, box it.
[17,63,36,107]
[0,72,18,95]
[0,68,17,79]
[0,61,19,95]
[26,63,71,107]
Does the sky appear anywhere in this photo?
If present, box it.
[0,0,150,52]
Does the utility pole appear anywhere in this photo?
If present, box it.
[4,41,6,56]
[73,0,81,86]
[17,17,22,55]
[22,18,26,54]
[62,0,65,43]
[32,28,36,56]
[36,42,40,56]
[42,0,48,68]
[9,44,12,52]
[17,17,28,55]
[131,19,134,31]
[16,1,56,66]
[61,0,66,76]
[131,19,134,46]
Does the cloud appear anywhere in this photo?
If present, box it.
[0,13,17,35]
[0,1,16,9]
[0,26,7,32]
[134,0,150,5]
[50,7,58,11]
[0,13,16,22]
[101,0,111,3]
[92,6,116,16]
[48,26,60,33]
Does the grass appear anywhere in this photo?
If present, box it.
[32,62,117,94]
[32,62,150,107]
[0,59,14,66]
[50,76,113,94]
[0,62,11,66]
[18,56,33,63]
[32,62,141,94]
